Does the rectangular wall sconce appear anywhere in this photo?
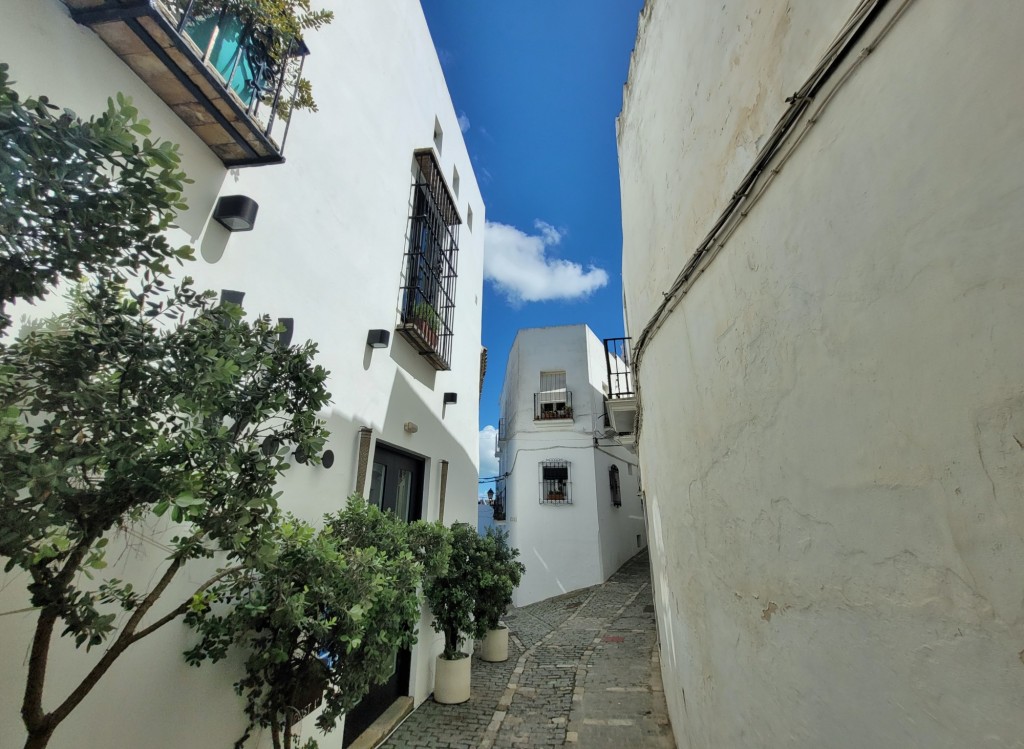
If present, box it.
[443,392,458,404]
[219,289,245,306]
[213,195,259,232]
[277,318,294,347]
[367,329,390,348]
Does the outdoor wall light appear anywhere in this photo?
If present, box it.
[278,318,294,347]
[443,392,458,405]
[404,422,419,433]
[367,329,390,348]
[220,289,245,306]
[322,450,335,469]
[213,195,259,232]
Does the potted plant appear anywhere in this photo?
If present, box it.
[473,528,525,663]
[409,300,441,350]
[185,498,434,749]
[422,522,481,704]
[546,490,566,501]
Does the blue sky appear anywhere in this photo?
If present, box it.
[419,1,645,488]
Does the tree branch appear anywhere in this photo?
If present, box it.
[129,564,244,644]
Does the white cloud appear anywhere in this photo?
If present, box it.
[479,425,499,477]
[457,112,471,133]
[483,220,609,304]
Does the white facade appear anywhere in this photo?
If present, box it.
[618,1,1024,748]
[496,325,647,607]
[0,1,484,747]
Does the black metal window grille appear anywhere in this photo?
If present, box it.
[540,460,571,504]
[609,465,622,507]
[603,337,635,398]
[498,418,507,441]
[492,478,507,521]
[399,149,460,370]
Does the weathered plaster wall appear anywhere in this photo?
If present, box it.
[0,1,484,747]
[619,1,1024,747]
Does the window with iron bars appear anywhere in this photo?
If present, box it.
[539,459,571,504]
[492,478,507,521]
[398,149,460,370]
[609,465,622,507]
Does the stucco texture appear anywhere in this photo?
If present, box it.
[619,1,1024,747]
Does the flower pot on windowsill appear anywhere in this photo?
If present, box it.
[434,653,471,704]
[413,319,439,350]
[546,492,565,502]
[479,625,509,663]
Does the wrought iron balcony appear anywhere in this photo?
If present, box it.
[604,337,635,398]
[498,417,507,441]
[61,0,310,167]
[603,337,637,439]
[398,149,460,371]
[534,390,573,421]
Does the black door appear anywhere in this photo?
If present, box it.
[342,444,424,746]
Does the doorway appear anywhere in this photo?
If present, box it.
[342,443,425,745]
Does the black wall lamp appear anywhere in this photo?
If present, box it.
[213,195,259,232]
[367,329,390,348]
[443,392,458,405]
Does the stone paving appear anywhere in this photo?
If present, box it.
[380,551,675,749]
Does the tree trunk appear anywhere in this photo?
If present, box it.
[24,725,55,749]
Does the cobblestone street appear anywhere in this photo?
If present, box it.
[381,551,674,749]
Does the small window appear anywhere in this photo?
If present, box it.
[627,463,633,476]
[540,459,571,504]
[609,465,621,507]
[452,165,460,197]
[433,117,443,154]
[467,205,474,232]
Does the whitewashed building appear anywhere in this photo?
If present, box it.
[0,1,485,747]
[494,325,647,607]
[618,1,1024,747]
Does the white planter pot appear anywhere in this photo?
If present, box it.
[434,653,471,704]
[479,626,509,663]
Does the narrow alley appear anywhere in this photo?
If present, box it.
[380,552,674,749]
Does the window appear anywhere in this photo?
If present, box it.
[609,465,621,507]
[467,205,474,232]
[397,149,461,370]
[452,165,460,197]
[492,477,507,521]
[540,459,571,504]
[433,117,443,154]
[534,371,573,420]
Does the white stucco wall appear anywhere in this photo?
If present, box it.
[619,1,1024,747]
[499,326,647,606]
[0,1,484,747]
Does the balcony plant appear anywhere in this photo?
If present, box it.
[176,0,333,117]
[546,491,566,502]
[409,300,441,351]
[422,522,482,704]
[473,528,525,663]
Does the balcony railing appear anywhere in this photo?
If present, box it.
[534,390,573,421]
[398,150,460,371]
[61,0,310,166]
[604,337,635,398]
[498,418,507,441]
